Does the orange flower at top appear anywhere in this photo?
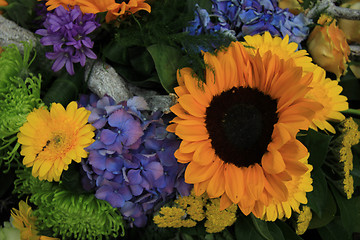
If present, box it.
[167,35,323,220]
[307,15,350,79]
[43,0,78,10]
[43,0,151,23]
[0,0,8,14]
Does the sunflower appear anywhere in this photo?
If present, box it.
[17,101,95,182]
[243,32,348,134]
[11,200,60,240]
[43,0,151,23]
[167,34,323,219]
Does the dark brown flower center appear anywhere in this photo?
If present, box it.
[205,87,278,168]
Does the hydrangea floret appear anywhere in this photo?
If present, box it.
[187,0,310,45]
[82,95,191,227]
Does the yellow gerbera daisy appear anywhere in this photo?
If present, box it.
[17,101,95,182]
[11,200,60,240]
[305,67,348,133]
[167,36,322,219]
[243,32,348,134]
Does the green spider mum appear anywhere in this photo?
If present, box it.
[14,168,125,240]
[0,42,43,172]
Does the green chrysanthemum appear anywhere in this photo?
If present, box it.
[14,168,125,240]
[0,42,43,171]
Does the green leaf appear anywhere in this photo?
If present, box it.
[306,168,329,218]
[317,217,352,240]
[235,215,264,240]
[251,215,284,240]
[103,40,137,65]
[339,68,360,102]
[42,77,79,106]
[128,47,155,76]
[147,44,182,93]
[330,184,360,234]
[308,187,336,229]
[297,129,332,169]
[275,221,303,240]
[187,0,213,12]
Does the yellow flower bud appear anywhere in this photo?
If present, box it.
[338,0,360,44]
[307,15,350,79]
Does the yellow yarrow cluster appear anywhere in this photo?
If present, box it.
[328,118,360,199]
[153,207,196,228]
[204,198,238,233]
[295,206,312,235]
[174,191,207,222]
[154,190,238,233]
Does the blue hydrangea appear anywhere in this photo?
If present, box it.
[187,0,311,45]
[81,95,191,227]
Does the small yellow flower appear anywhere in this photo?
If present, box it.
[327,118,360,199]
[153,207,196,228]
[343,174,354,199]
[11,200,60,240]
[174,190,206,221]
[307,15,350,79]
[204,198,237,233]
[17,101,95,182]
[295,206,312,235]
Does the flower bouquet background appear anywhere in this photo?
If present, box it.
[0,0,360,239]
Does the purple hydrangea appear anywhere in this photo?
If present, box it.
[187,0,311,46]
[81,95,192,227]
[35,5,100,75]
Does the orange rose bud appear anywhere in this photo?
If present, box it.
[307,15,350,79]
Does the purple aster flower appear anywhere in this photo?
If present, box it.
[35,5,100,75]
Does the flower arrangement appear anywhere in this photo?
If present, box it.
[0,0,360,239]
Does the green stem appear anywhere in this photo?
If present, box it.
[343,109,360,117]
